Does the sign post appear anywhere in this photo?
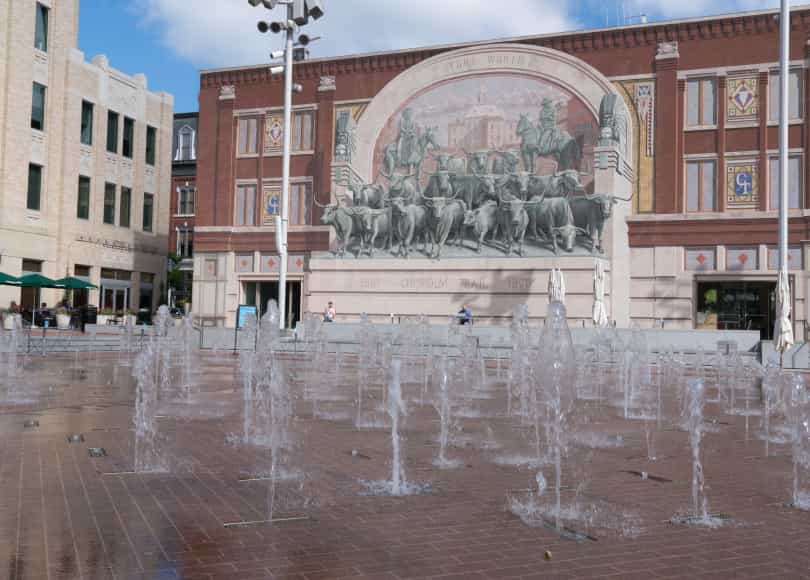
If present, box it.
[234,304,258,355]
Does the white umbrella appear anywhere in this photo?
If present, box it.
[592,260,609,328]
[548,268,566,304]
[774,269,794,358]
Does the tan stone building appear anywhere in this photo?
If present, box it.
[0,0,172,314]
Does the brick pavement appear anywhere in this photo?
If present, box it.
[0,351,808,580]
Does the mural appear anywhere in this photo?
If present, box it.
[320,74,627,259]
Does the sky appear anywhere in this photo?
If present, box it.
[77,0,778,113]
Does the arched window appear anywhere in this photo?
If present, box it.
[175,125,196,161]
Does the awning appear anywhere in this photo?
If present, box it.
[16,273,63,288]
[53,276,97,290]
[0,272,20,286]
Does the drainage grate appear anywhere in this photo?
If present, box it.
[67,434,84,443]
[23,420,39,429]
[87,447,106,457]
[621,470,673,483]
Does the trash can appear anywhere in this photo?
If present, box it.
[80,305,97,333]
[137,308,152,326]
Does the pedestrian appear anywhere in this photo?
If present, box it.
[324,301,336,323]
[457,304,472,325]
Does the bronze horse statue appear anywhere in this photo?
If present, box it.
[516,113,582,173]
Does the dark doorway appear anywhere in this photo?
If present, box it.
[696,280,778,340]
[243,280,302,329]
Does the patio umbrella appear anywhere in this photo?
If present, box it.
[53,276,97,290]
[774,270,794,363]
[548,268,566,304]
[17,273,62,288]
[592,260,609,328]
[0,272,20,286]
[17,273,62,328]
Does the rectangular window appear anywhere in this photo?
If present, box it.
[769,69,802,122]
[145,126,156,165]
[289,182,312,225]
[726,247,759,271]
[34,3,48,52]
[119,187,131,228]
[27,164,42,211]
[686,160,716,212]
[767,246,802,270]
[77,176,90,219]
[31,83,46,131]
[143,194,154,232]
[107,111,119,153]
[103,183,116,224]
[179,229,194,258]
[238,118,258,155]
[80,101,94,145]
[178,186,195,215]
[769,156,803,210]
[235,184,257,226]
[122,117,135,158]
[686,78,716,126]
[292,110,314,151]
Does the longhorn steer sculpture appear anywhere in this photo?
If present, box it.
[497,194,539,256]
[425,194,466,260]
[569,193,631,253]
[532,196,587,254]
[390,196,430,258]
[463,200,499,254]
[316,199,370,257]
[361,206,394,257]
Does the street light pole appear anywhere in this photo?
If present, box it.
[778,0,790,275]
[277,1,294,330]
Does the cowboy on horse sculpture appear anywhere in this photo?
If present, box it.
[516,98,582,173]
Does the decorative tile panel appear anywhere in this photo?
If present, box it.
[260,254,279,273]
[263,113,283,156]
[262,184,281,226]
[726,161,759,208]
[235,254,254,273]
[686,248,716,271]
[767,246,802,271]
[726,247,758,271]
[726,75,759,123]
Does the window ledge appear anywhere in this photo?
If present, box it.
[725,122,760,129]
[684,125,718,132]
[263,150,315,158]
[236,153,260,159]
[766,119,804,126]
[173,213,196,218]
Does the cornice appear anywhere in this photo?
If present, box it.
[200,7,807,89]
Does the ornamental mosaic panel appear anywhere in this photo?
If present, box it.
[726,161,759,208]
[767,246,802,270]
[333,103,367,163]
[263,113,283,156]
[685,248,716,271]
[726,247,758,271]
[235,254,254,273]
[260,254,279,273]
[262,185,281,226]
[726,75,758,123]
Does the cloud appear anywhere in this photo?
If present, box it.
[626,0,778,20]
[133,0,577,69]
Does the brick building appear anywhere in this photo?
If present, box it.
[194,6,810,337]
[170,112,198,306]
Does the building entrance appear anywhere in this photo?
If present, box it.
[243,280,302,329]
[696,280,778,340]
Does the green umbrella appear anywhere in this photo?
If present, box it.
[17,273,62,288]
[0,272,20,286]
[53,276,97,290]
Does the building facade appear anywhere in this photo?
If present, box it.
[170,112,198,307]
[0,0,173,314]
[195,7,810,338]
